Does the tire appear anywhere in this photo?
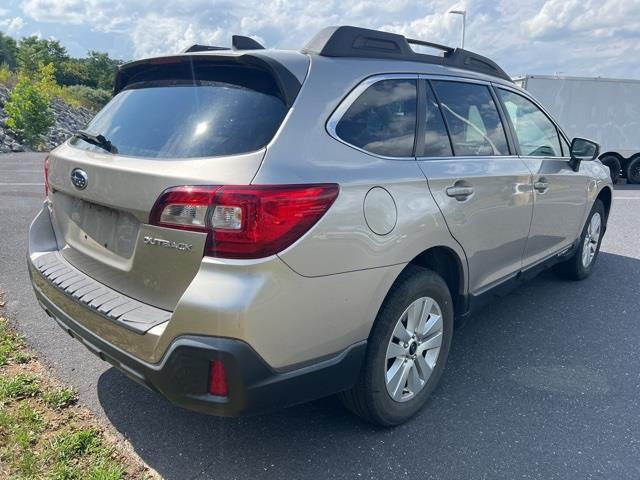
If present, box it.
[339,266,453,426]
[600,155,621,183]
[553,200,605,281]
[625,156,640,184]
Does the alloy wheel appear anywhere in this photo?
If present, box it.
[582,212,602,268]
[385,296,443,402]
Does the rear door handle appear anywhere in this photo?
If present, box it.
[446,186,474,200]
[534,181,549,193]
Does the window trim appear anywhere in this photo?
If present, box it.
[493,84,571,160]
[326,73,420,160]
[414,79,455,158]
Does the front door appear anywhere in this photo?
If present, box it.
[495,87,589,268]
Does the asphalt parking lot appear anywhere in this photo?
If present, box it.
[1,152,640,479]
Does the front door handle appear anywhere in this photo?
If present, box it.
[446,185,474,201]
[534,180,549,193]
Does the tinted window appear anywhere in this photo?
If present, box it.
[71,66,288,158]
[335,79,417,157]
[432,81,509,156]
[421,82,452,157]
[498,89,562,157]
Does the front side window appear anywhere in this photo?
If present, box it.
[335,79,417,157]
[497,89,562,157]
[431,81,509,156]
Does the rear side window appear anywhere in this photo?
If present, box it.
[71,64,288,158]
[432,81,509,156]
[335,79,417,157]
[497,89,562,157]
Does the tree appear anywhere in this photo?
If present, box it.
[35,62,58,99]
[57,58,90,86]
[84,50,122,90]
[0,32,17,68]
[16,36,69,75]
[5,65,55,148]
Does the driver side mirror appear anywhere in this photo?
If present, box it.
[569,137,600,171]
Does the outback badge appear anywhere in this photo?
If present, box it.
[143,236,193,252]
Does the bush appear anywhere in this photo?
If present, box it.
[63,84,111,110]
[36,64,111,110]
[4,71,54,148]
[0,63,18,88]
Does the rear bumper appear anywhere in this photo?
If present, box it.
[32,280,366,416]
[27,202,386,415]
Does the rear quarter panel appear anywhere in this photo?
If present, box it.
[254,56,467,280]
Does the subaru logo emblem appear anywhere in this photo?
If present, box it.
[70,168,88,190]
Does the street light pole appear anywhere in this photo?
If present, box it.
[449,9,466,49]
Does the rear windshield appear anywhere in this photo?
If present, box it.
[71,63,288,158]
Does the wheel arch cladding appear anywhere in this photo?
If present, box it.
[597,187,612,222]
[405,246,465,313]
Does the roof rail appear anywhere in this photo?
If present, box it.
[302,26,511,82]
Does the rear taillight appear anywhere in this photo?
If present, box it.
[44,155,50,197]
[149,184,339,259]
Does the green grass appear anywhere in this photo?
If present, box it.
[0,309,150,479]
[0,373,41,402]
[88,459,126,480]
[43,387,77,409]
[53,428,101,460]
[0,318,31,367]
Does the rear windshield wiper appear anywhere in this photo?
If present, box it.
[73,130,118,154]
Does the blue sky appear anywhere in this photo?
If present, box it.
[1,0,639,78]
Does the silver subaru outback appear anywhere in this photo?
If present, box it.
[28,26,612,426]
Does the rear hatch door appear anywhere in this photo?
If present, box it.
[46,53,305,311]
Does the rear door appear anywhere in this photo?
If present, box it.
[417,78,534,295]
[494,86,589,267]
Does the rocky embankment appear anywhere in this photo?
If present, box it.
[0,85,94,153]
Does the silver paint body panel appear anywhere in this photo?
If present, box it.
[28,50,612,370]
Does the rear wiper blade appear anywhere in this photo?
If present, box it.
[73,130,118,154]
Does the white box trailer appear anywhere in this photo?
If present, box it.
[514,75,640,183]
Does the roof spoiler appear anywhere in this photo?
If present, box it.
[232,35,264,50]
[113,53,301,107]
[302,26,512,82]
[181,35,264,54]
[182,44,228,53]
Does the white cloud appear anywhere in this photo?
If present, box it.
[15,0,640,77]
[0,16,25,35]
[7,17,25,35]
[22,0,133,32]
[379,11,460,49]
[524,0,640,40]
[129,14,225,57]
